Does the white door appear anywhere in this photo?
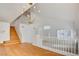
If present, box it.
[20,24,34,43]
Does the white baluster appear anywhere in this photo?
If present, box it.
[70,40,72,53]
[55,39,56,49]
[64,40,66,52]
[62,40,64,51]
[74,40,76,54]
[57,40,59,50]
[67,40,69,53]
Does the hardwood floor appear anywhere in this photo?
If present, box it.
[0,27,63,56]
[0,43,63,56]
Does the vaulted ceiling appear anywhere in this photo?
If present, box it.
[0,3,34,23]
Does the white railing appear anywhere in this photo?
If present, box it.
[41,37,79,55]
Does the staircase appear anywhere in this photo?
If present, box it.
[4,27,20,45]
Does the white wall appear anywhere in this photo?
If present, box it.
[32,3,78,38]
[20,24,34,43]
[73,4,79,38]
[0,21,10,42]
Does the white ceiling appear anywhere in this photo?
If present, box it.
[0,3,30,23]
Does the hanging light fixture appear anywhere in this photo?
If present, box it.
[26,3,40,24]
[28,12,32,24]
[26,10,32,24]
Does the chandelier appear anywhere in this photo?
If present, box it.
[25,3,40,24]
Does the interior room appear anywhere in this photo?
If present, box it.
[0,3,79,56]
